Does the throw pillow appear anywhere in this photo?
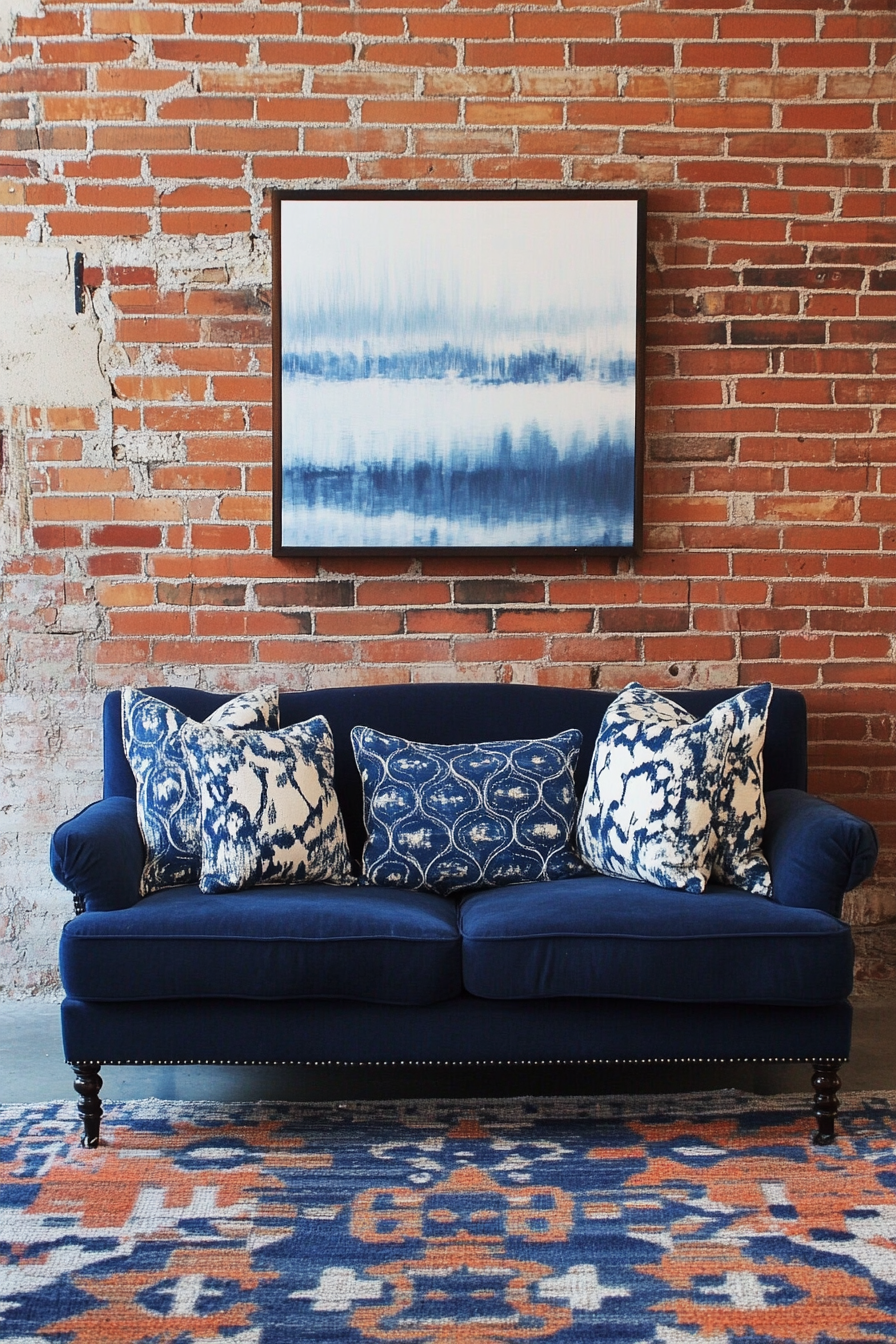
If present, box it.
[122,685,279,896]
[351,726,586,897]
[595,682,774,895]
[576,683,735,894]
[576,682,775,895]
[181,715,354,894]
[707,682,773,894]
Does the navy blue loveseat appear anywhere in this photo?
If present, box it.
[51,682,878,1147]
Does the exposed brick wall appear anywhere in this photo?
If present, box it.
[1,0,895,994]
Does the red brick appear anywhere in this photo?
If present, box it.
[158,97,253,122]
[40,38,134,63]
[111,610,191,637]
[362,100,459,124]
[313,72,416,96]
[17,11,81,35]
[681,43,774,69]
[316,610,402,636]
[466,101,562,126]
[161,185,251,209]
[92,10,186,35]
[191,524,251,550]
[573,42,675,67]
[551,635,639,663]
[719,13,817,39]
[259,640,354,664]
[256,97,350,122]
[306,13,404,36]
[197,12,297,35]
[258,41,354,64]
[456,635,547,662]
[95,126,191,150]
[360,638,451,663]
[33,524,83,549]
[97,70,187,92]
[779,42,872,68]
[358,580,450,605]
[409,15,509,38]
[154,639,253,664]
[75,185,157,208]
[161,210,252,234]
[95,639,151,665]
[157,38,248,63]
[152,466,242,491]
[258,155,350,180]
[362,42,457,66]
[466,42,565,67]
[0,66,86,93]
[307,127,421,152]
[86,552,144,576]
[46,210,150,236]
[407,609,490,634]
[94,581,154,607]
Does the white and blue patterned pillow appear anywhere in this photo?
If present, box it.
[122,686,279,896]
[576,684,735,894]
[597,682,773,895]
[351,727,586,897]
[180,715,354,894]
[708,682,773,894]
[576,682,774,895]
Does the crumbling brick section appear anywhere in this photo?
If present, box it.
[1,0,895,991]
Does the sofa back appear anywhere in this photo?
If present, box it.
[103,682,808,864]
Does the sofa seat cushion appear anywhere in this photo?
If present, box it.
[458,876,853,1005]
[60,886,462,1005]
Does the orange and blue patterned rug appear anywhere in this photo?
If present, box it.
[1,1090,895,1343]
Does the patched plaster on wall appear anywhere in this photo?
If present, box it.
[0,0,39,40]
[0,242,113,997]
[0,245,110,408]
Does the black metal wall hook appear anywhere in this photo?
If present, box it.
[74,251,85,315]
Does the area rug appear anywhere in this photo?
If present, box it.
[1,1091,895,1343]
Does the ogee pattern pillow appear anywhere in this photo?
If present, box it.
[352,726,586,897]
[122,685,279,896]
[181,715,353,894]
[576,683,735,894]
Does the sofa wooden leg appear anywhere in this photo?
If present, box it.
[811,1061,841,1146]
[73,1064,103,1148]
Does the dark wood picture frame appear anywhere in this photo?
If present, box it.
[272,189,646,557]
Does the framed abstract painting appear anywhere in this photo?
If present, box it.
[272,190,646,555]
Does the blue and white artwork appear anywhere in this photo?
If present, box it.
[277,194,641,551]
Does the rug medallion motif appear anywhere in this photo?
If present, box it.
[1,1093,895,1343]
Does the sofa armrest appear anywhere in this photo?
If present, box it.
[764,788,878,918]
[50,798,145,914]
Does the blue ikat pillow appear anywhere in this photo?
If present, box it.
[352,726,586,897]
[181,715,354,894]
[123,685,279,896]
[576,682,773,896]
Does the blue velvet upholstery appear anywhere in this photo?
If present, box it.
[459,877,853,1005]
[59,995,853,1067]
[764,788,878,917]
[102,684,810,866]
[51,799,144,913]
[59,885,462,1005]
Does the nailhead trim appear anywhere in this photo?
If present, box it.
[66,1056,848,1067]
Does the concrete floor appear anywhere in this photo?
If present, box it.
[2,924,893,1105]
